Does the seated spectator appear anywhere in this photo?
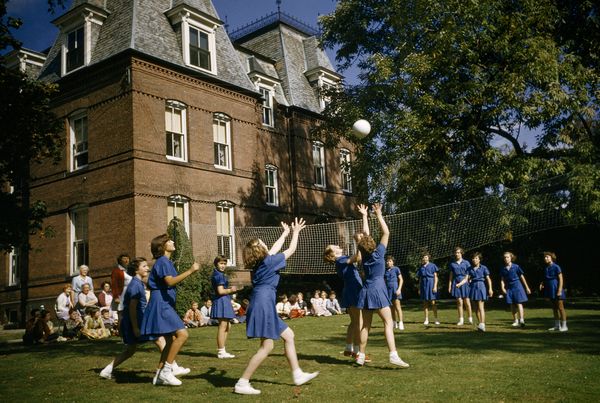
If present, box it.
[22,309,41,345]
[297,292,308,313]
[236,299,249,323]
[200,299,218,326]
[71,264,94,306]
[314,291,332,317]
[77,283,99,315]
[231,294,241,315]
[63,308,83,340]
[184,301,203,328]
[288,294,306,318]
[97,281,114,318]
[326,291,342,315]
[276,294,291,319]
[24,310,59,344]
[310,289,321,316]
[55,284,73,322]
[101,307,117,336]
[81,307,111,339]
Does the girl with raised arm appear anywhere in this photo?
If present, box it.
[234,218,319,395]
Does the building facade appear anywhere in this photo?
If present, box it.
[1,0,356,324]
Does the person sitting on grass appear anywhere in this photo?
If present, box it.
[183,301,203,328]
[77,283,99,316]
[63,308,83,340]
[25,310,59,344]
[81,307,111,340]
[288,294,306,318]
[101,307,117,336]
[326,291,342,315]
[276,294,291,319]
[22,309,41,345]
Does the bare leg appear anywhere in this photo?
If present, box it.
[465,298,473,319]
[552,300,559,320]
[478,301,485,324]
[517,304,524,321]
[217,319,230,349]
[423,301,429,322]
[111,344,137,368]
[360,309,374,354]
[348,307,362,347]
[376,306,397,352]
[240,338,274,380]
[557,300,567,321]
[166,328,189,364]
[158,335,173,369]
[456,298,464,320]
[511,304,518,322]
[432,300,438,320]
[392,300,401,322]
[280,327,300,372]
[397,300,404,322]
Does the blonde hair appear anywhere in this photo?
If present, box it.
[323,246,336,264]
[243,238,268,271]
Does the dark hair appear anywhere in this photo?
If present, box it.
[471,251,483,260]
[151,234,170,259]
[421,252,431,259]
[543,251,557,261]
[127,257,147,276]
[68,307,78,314]
[117,254,130,265]
[39,310,49,319]
[454,246,464,254]
[385,255,395,263]
[87,306,100,316]
[100,281,110,289]
[30,308,40,317]
[214,255,228,267]
[288,294,298,304]
[358,235,376,255]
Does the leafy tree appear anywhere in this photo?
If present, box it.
[167,218,213,317]
[319,0,599,219]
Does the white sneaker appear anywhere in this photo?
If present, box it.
[468,317,473,324]
[234,381,261,395]
[423,319,429,326]
[477,323,485,332]
[457,318,464,326]
[511,321,520,327]
[293,371,319,386]
[172,363,191,376]
[559,325,568,332]
[398,322,405,331]
[152,369,160,385]
[389,356,410,368]
[355,353,366,366]
[393,322,398,329]
[99,368,112,380]
[434,320,440,325]
[157,366,182,386]
[217,351,235,359]
[548,326,559,331]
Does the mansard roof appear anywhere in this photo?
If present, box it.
[39,0,255,93]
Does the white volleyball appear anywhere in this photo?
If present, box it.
[352,119,371,138]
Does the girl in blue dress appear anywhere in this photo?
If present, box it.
[457,252,493,331]
[385,255,404,330]
[417,253,440,325]
[539,251,568,331]
[99,258,190,380]
[354,203,409,368]
[234,218,318,395]
[448,247,473,326]
[211,254,243,358]
[324,229,363,358]
[140,234,199,386]
[499,252,531,327]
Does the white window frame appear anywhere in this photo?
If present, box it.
[265,164,279,206]
[61,24,87,75]
[213,113,232,170]
[70,111,88,171]
[259,86,274,127]
[8,248,18,286]
[70,206,89,276]
[340,149,352,193]
[216,201,235,266]
[165,100,188,162]
[181,18,218,75]
[312,141,326,188]
[168,195,190,236]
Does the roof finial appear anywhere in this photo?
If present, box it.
[276,0,282,16]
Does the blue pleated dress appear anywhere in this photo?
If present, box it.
[384,266,402,301]
[449,260,471,298]
[544,263,566,300]
[356,244,391,309]
[500,264,528,304]
[246,253,288,340]
[468,265,490,301]
[140,256,184,336]
[336,256,363,308]
[210,269,235,319]
[120,276,151,344]
[417,263,439,301]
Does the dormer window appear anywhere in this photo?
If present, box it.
[53,3,108,76]
[166,4,221,75]
[305,68,342,111]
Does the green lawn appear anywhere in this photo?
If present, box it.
[1,299,599,402]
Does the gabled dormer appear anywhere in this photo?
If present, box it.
[165,2,222,75]
[305,67,342,110]
[52,1,109,77]
[246,56,281,127]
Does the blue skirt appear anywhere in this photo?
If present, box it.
[469,282,488,301]
[387,286,402,301]
[451,279,470,298]
[140,289,184,336]
[357,281,391,309]
[505,282,528,304]
[246,286,288,340]
[544,279,566,300]
[341,283,361,308]
[211,295,235,319]
[420,278,438,301]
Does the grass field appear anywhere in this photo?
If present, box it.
[0,299,599,402]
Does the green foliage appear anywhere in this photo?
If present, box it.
[166,218,213,316]
[319,0,599,222]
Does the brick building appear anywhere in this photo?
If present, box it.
[1,0,356,323]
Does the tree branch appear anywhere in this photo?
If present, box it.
[485,126,525,156]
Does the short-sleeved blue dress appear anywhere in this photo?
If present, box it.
[417,263,439,301]
[120,276,151,345]
[210,269,235,319]
[356,244,391,309]
[500,264,528,304]
[468,265,490,301]
[140,256,184,336]
[246,253,288,340]
[544,263,566,300]
[449,260,471,299]
[336,256,363,308]
[384,266,402,301]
